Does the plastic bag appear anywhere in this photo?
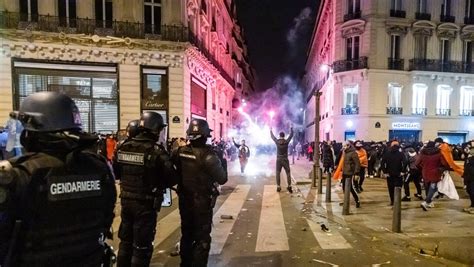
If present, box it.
[437,171,459,200]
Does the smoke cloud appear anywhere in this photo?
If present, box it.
[286,7,313,59]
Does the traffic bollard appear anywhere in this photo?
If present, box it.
[342,177,351,215]
[325,171,331,202]
[392,186,402,233]
[317,168,323,194]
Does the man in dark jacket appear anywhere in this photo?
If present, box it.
[403,147,423,201]
[173,119,227,266]
[416,141,448,211]
[270,127,294,193]
[232,137,250,174]
[463,141,474,214]
[340,141,361,208]
[322,142,335,174]
[381,141,406,205]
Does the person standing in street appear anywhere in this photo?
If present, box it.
[403,147,423,201]
[322,142,335,174]
[172,119,227,267]
[296,142,302,160]
[270,126,294,193]
[334,141,361,208]
[114,111,178,267]
[416,141,448,211]
[232,137,250,174]
[435,137,464,176]
[0,127,7,160]
[354,141,368,192]
[5,112,23,158]
[0,92,116,266]
[380,141,406,206]
[462,141,474,214]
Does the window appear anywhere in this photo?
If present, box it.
[343,85,358,108]
[436,85,452,115]
[201,0,207,14]
[344,131,356,141]
[191,77,207,118]
[412,83,427,114]
[466,0,474,18]
[141,68,168,110]
[463,41,473,64]
[390,35,401,59]
[440,39,451,63]
[414,35,428,59]
[388,83,402,108]
[95,0,113,28]
[346,36,360,60]
[19,0,38,22]
[144,0,162,34]
[460,86,474,115]
[58,0,77,27]
[347,0,361,14]
[441,0,451,16]
[417,0,427,13]
[391,0,402,11]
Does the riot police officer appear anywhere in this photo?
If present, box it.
[114,111,178,267]
[172,119,227,267]
[0,92,116,266]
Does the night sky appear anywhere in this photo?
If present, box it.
[236,0,320,91]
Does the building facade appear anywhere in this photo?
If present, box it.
[304,0,474,144]
[0,0,254,140]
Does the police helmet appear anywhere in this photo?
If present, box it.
[139,111,167,134]
[186,119,212,140]
[126,119,140,138]
[17,92,82,132]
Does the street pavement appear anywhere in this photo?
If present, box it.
[110,154,472,266]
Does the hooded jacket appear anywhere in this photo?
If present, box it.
[463,149,474,183]
[416,146,448,183]
[355,147,368,168]
[380,145,405,177]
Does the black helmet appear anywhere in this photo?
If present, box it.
[139,111,167,134]
[17,92,82,132]
[126,119,140,138]
[186,119,212,140]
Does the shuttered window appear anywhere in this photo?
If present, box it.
[191,77,207,118]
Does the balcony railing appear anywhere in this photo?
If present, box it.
[0,11,188,41]
[436,109,451,116]
[415,12,431,20]
[412,108,427,115]
[343,11,361,22]
[388,58,404,70]
[465,16,474,24]
[409,59,474,74]
[440,14,455,23]
[189,31,235,86]
[460,109,474,116]
[341,106,359,115]
[390,10,406,18]
[333,57,368,73]
[386,107,403,115]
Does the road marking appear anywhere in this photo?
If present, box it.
[255,185,289,252]
[154,209,181,247]
[210,184,251,255]
[306,218,352,249]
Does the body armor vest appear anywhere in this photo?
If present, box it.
[12,151,114,266]
[116,139,162,200]
[177,145,214,195]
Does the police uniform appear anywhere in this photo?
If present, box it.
[0,92,116,267]
[173,119,227,267]
[114,112,178,267]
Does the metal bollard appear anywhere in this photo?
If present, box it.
[342,177,351,215]
[317,168,323,194]
[392,186,402,233]
[325,171,331,202]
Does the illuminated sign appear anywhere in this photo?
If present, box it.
[392,122,420,130]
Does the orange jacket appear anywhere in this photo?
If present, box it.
[333,155,343,180]
[439,143,464,176]
[356,148,368,168]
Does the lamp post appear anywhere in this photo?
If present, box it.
[312,90,322,192]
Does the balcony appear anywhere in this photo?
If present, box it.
[390,10,406,18]
[341,106,359,115]
[415,12,431,20]
[333,57,368,73]
[386,107,403,115]
[409,59,474,74]
[343,11,361,22]
[189,31,235,87]
[465,16,474,24]
[412,108,427,115]
[388,58,404,70]
[0,11,188,42]
[440,14,455,23]
[436,109,451,116]
[460,109,474,116]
